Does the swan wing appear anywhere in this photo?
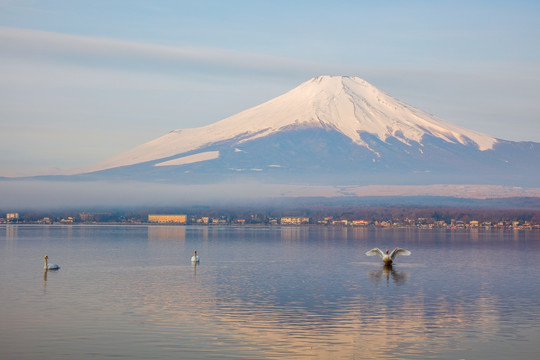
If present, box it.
[365,248,384,258]
[390,248,411,260]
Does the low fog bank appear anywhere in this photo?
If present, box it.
[0,180,303,209]
[2,180,540,211]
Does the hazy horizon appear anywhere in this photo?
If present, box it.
[1,179,539,210]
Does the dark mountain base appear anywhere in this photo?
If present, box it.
[32,128,540,187]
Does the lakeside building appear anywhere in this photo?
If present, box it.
[280,217,310,225]
[351,220,369,226]
[6,213,19,222]
[148,214,187,224]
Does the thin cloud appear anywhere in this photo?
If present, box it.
[0,26,333,77]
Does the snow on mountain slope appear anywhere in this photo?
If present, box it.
[74,76,497,174]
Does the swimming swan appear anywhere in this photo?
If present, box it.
[365,248,411,265]
[191,250,200,263]
[43,255,60,270]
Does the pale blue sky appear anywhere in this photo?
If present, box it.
[1,0,539,176]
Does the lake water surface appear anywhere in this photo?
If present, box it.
[1,225,539,359]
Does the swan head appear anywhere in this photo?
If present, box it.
[191,250,200,263]
[385,249,389,255]
[44,255,48,260]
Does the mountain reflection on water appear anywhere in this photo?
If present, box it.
[1,225,539,359]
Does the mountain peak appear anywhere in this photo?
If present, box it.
[214,74,497,151]
[75,76,497,174]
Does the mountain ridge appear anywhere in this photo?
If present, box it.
[29,75,538,189]
[70,75,498,175]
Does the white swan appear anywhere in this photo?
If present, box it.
[191,250,200,263]
[43,255,60,270]
[365,248,411,265]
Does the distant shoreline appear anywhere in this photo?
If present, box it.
[2,222,539,231]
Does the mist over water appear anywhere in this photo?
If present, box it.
[2,179,540,209]
[0,180,292,208]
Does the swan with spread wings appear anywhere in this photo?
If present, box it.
[365,248,411,265]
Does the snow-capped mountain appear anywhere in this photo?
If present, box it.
[66,76,538,186]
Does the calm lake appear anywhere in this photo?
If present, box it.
[1,225,539,359]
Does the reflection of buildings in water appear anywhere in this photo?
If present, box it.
[280,227,309,242]
[313,226,372,244]
[5,224,18,240]
[199,226,210,241]
[279,226,373,244]
[513,229,524,242]
[350,226,370,240]
[369,265,409,286]
[148,226,186,241]
[3,226,19,254]
[59,224,74,239]
[280,226,368,243]
[328,226,349,241]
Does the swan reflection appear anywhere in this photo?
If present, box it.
[369,265,409,286]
